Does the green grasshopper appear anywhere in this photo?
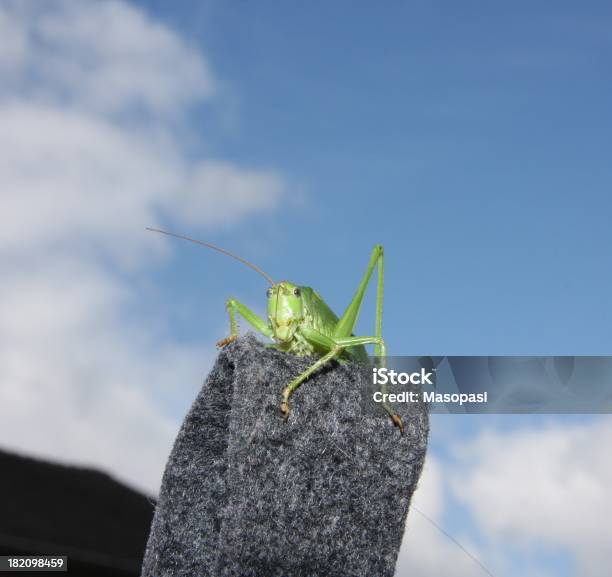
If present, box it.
[147,227,502,576]
[147,227,403,432]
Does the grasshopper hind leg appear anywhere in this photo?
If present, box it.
[383,402,404,433]
[350,344,404,433]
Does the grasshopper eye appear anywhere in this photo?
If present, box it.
[266,288,273,298]
[293,288,301,297]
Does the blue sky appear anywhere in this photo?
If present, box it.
[140,4,612,575]
[139,0,612,357]
[1,2,610,576]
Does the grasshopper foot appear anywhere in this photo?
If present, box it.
[216,335,237,348]
[391,413,404,434]
[279,401,290,421]
[280,386,292,421]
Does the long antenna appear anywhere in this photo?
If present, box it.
[412,506,496,577]
[146,227,275,285]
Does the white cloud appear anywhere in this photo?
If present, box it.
[0,0,286,494]
[0,101,284,263]
[396,418,612,577]
[1,0,214,116]
[177,161,285,228]
[395,456,493,577]
[450,418,612,577]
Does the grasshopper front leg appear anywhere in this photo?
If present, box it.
[279,343,343,419]
[216,298,274,347]
[280,327,404,433]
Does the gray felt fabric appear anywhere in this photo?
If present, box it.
[141,334,428,577]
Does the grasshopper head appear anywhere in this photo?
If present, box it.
[267,281,304,342]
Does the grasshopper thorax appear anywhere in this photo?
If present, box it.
[267,281,304,343]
